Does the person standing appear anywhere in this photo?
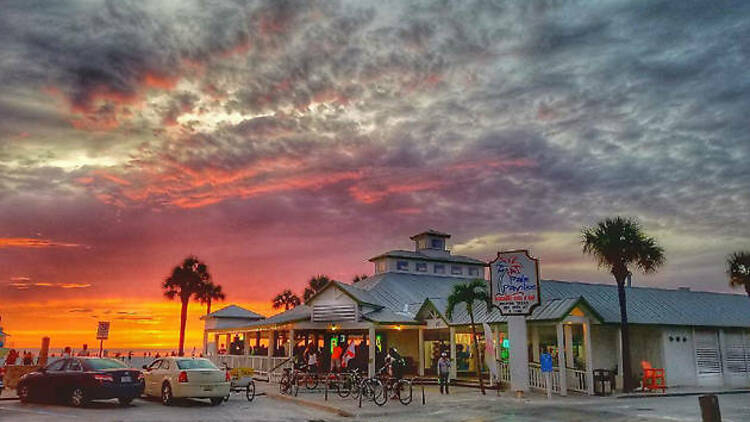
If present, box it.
[331,341,343,372]
[437,352,451,394]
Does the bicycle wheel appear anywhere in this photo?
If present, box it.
[326,375,339,396]
[337,375,352,398]
[305,374,319,390]
[363,378,386,406]
[246,380,256,402]
[279,374,291,395]
[397,379,412,405]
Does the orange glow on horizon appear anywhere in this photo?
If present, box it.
[2,298,277,352]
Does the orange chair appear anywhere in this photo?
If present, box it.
[641,361,666,393]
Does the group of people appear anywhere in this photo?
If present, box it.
[2,349,35,366]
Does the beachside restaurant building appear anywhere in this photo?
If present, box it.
[204,230,750,394]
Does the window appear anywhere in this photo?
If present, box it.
[397,261,409,271]
[468,267,480,277]
[177,359,217,370]
[451,265,463,275]
[67,360,83,372]
[147,360,163,371]
[46,359,66,371]
[416,262,427,272]
[434,264,445,274]
[86,358,128,370]
[431,238,444,249]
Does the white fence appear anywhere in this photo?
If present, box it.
[498,361,586,395]
[567,368,588,393]
[209,355,291,381]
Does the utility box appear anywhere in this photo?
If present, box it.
[698,394,721,422]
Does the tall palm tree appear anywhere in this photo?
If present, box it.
[272,289,301,311]
[198,281,226,316]
[581,216,665,393]
[445,279,492,395]
[163,256,212,356]
[727,251,750,296]
[303,274,331,302]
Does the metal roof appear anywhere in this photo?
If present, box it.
[332,281,386,308]
[241,305,311,328]
[367,250,486,265]
[200,305,265,320]
[541,280,750,328]
[410,229,451,239]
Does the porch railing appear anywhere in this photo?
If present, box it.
[528,363,561,393]
[567,367,587,393]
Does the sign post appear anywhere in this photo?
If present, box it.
[96,321,110,357]
[489,250,541,397]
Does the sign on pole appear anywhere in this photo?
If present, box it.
[96,321,110,340]
[488,250,541,395]
[489,250,541,316]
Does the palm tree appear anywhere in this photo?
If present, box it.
[581,216,665,393]
[352,274,368,283]
[445,279,492,395]
[198,281,226,316]
[272,289,301,310]
[303,274,331,302]
[163,256,212,356]
[727,251,750,296]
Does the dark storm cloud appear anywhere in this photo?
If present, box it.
[1,0,749,297]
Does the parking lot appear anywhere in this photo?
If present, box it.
[2,384,750,422]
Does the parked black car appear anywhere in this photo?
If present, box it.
[17,357,144,407]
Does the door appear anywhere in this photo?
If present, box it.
[143,359,163,396]
[695,329,723,387]
[723,330,748,386]
[62,359,85,398]
[39,359,67,399]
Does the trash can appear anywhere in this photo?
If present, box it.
[593,369,615,396]
[698,394,721,422]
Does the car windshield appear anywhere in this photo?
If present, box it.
[176,359,217,370]
[84,358,128,370]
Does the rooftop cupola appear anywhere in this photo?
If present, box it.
[410,229,451,257]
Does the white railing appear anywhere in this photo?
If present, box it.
[528,363,561,393]
[498,361,510,383]
[209,355,292,382]
[567,368,587,393]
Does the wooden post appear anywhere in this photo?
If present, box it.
[418,328,425,377]
[556,323,568,396]
[449,326,457,380]
[583,320,594,395]
[368,326,376,378]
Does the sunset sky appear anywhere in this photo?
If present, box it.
[1,1,749,351]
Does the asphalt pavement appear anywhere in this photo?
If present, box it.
[2,383,749,422]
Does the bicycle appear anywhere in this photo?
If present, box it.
[376,365,413,405]
[279,367,300,396]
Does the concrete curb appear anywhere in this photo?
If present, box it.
[265,391,354,417]
[617,389,750,399]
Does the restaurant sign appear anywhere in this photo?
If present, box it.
[489,250,541,316]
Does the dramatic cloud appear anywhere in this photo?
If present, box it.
[1,0,749,348]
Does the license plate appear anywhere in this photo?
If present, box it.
[202,386,213,391]
[121,376,132,383]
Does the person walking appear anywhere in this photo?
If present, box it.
[437,352,451,394]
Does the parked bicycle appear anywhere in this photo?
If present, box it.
[375,365,413,405]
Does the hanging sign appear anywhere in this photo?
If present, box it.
[96,321,110,340]
[489,250,541,316]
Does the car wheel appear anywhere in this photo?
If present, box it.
[161,383,173,406]
[18,384,31,403]
[118,397,133,406]
[210,397,223,406]
[70,387,87,408]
